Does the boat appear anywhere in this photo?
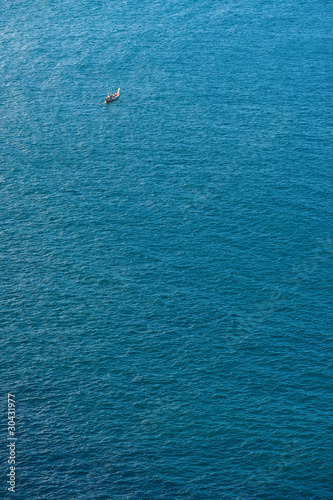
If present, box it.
[104,88,120,104]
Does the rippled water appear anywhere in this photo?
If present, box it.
[1,0,332,498]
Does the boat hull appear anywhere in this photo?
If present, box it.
[104,88,120,104]
[105,95,119,104]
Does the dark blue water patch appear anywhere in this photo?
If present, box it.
[1,0,332,498]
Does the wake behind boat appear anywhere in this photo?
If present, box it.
[104,88,120,104]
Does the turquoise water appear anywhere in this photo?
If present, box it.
[1,0,332,498]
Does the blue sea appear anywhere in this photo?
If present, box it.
[1,0,332,498]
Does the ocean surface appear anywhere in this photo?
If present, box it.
[1,0,332,498]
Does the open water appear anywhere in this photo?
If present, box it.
[1,0,332,498]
